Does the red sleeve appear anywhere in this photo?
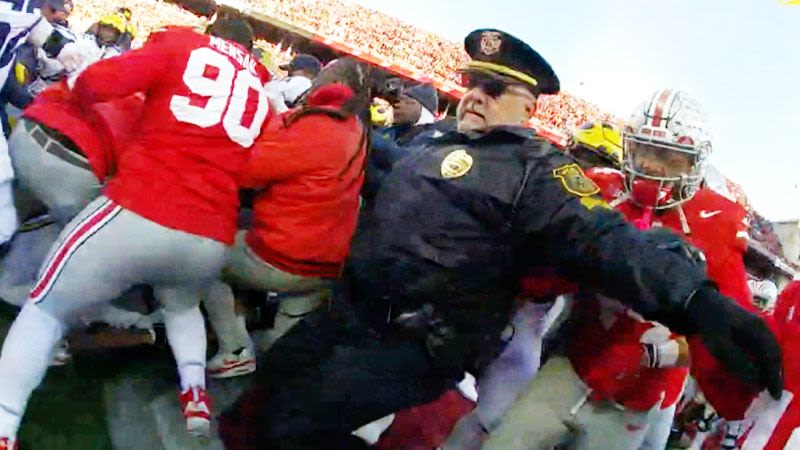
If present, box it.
[715,253,752,310]
[255,62,271,84]
[72,32,173,107]
[713,204,753,310]
[688,200,762,420]
[775,281,800,324]
[720,210,753,307]
[88,95,145,176]
[728,200,750,255]
[238,115,326,188]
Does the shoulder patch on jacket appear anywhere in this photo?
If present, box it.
[553,163,600,197]
[579,196,610,210]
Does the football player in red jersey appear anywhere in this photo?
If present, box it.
[1,85,146,365]
[0,16,271,447]
[1,82,143,304]
[686,280,800,450]
[10,84,143,226]
[481,90,757,450]
[736,280,800,450]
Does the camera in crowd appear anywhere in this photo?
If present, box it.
[376,77,407,103]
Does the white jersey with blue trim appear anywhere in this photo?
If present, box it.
[0,0,46,90]
[0,0,50,180]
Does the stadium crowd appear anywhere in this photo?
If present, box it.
[70,0,206,46]
[0,1,794,450]
[67,0,620,137]
[535,93,621,133]
[240,0,619,136]
[246,0,470,83]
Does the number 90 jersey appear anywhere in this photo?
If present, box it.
[72,27,272,245]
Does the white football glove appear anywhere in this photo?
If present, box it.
[36,47,66,79]
[26,77,50,96]
[265,90,289,114]
[57,39,102,78]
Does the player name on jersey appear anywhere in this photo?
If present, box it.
[209,35,257,74]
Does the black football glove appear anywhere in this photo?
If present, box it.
[680,286,783,400]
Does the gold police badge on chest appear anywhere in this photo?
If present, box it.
[441,149,474,179]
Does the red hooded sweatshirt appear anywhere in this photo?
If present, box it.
[238,84,366,278]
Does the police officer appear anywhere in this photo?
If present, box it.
[220,29,781,450]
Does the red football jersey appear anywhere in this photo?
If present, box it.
[737,282,800,449]
[72,27,272,244]
[23,81,143,182]
[566,168,751,411]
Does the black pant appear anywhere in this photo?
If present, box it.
[220,304,453,450]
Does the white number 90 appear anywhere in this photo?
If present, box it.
[170,47,268,147]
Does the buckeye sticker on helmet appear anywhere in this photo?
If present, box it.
[552,163,600,197]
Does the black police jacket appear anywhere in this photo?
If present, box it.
[346,126,706,367]
[364,124,438,201]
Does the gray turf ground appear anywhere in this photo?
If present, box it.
[0,312,252,450]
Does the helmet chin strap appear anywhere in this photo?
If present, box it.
[623,178,693,235]
[676,204,692,235]
[630,177,672,209]
[629,200,691,236]
[631,203,691,235]
[608,195,628,209]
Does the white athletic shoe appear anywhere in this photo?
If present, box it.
[207,347,256,379]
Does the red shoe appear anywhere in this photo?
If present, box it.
[180,386,211,438]
[0,437,17,450]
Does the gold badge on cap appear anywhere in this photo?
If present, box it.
[480,31,503,56]
[441,149,474,179]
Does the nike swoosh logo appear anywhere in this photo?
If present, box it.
[699,210,722,219]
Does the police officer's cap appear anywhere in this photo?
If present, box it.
[463,29,560,96]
